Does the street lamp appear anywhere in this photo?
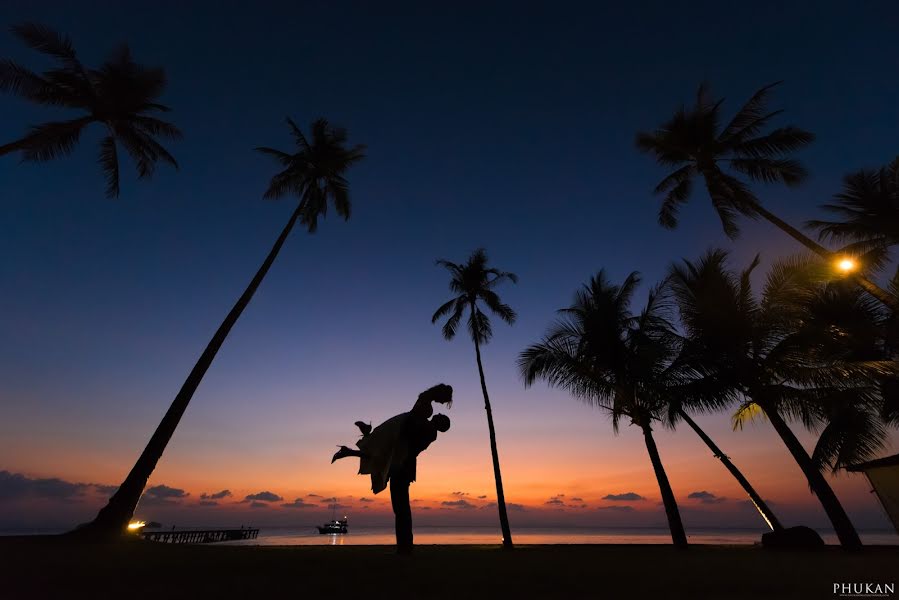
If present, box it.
[836,257,857,274]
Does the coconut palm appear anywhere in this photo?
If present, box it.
[431,248,516,550]
[519,271,690,548]
[0,23,181,197]
[808,157,899,256]
[668,250,896,549]
[636,82,898,310]
[75,118,365,537]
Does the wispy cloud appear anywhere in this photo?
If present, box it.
[244,491,283,503]
[603,492,644,502]
[688,491,726,504]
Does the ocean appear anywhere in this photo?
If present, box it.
[215,525,899,546]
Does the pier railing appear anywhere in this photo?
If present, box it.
[141,528,259,544]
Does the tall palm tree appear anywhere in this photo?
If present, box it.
[431,248,517,550]
[75,118,365,538]
[0,23,181,197]
[636,82,898,310]
[668,250,896,549]
[808,157,899,255]
[519,272,690,548]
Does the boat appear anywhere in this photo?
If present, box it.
[316,517,348,534]
[317,500,348,534]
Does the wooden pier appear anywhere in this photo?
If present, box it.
[141,528,259,544]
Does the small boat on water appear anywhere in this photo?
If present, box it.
[316,517,348,534]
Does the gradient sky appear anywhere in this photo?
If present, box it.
[2,1,899,532]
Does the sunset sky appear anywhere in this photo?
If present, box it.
[1,1,898,533]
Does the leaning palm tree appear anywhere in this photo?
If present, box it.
[636,82,897,310]
[519,271,689,548]
[808,157,899,257]
[75,118,365,537]
[0,23,181,197]
[432,248,516,550]
[668,250,896,549]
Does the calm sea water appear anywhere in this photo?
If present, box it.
[216,526,899,546]
[3,526,896,546]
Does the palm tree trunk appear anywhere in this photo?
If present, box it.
[71,202,306,538]
[676,408,782,531]
[640,421,688,548]
[472,331,514,550]
[751,202,899,311]
[762,404,863,550]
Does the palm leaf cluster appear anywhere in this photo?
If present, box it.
[669,251,895,473]
[256,117,366,232]
[636,82,814,238]
[0,23,181,197]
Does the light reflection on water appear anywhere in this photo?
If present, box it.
[218,526,899,547]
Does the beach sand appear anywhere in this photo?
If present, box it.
[2,536,897,599]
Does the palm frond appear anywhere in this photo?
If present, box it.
[97,135,119,198]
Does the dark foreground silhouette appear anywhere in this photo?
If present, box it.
[2,536,897,600]
[332,384,452,553]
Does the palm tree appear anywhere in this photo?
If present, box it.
[75,118,365,538]
[808,157,899,256]
[668,250,896,549]
[0,23,181,197]
[431,248,517,550]
[518,271,689,548]
[636,82,898,310]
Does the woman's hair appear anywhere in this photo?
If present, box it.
[418,383,453,408]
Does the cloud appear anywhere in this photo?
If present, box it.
[570,497,583,502]
[322,497,338,503]
[307,493,321,498]
[507,503,526,512]
[441,499,477,510]
[597,505,635,512]
[281,498,317,509]
[200,490,232,500]
[420,506,432,510]
[92,484,118,496]
[603,492,644,502]
[249,501,269,508]
[0,471,89,501]
[358,497,374,503]
[477,495,487,499]
[688,491,726,504]
[244,491,283,503]
[545,497,565,506]
[141,484,189,506]
[146,485,189,499]
[483,502,497,509]
[451,491,469,496]
[328,503,351,510]
[198,500,218,507]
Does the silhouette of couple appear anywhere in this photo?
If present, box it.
[331,383,452,554]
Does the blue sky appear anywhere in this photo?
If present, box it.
[1,1,898,531]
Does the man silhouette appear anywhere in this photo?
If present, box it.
[331,384,452,553]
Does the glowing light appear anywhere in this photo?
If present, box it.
[127,521,146,531]
[836,257,857,273]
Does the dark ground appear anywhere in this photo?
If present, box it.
[2,536,897,599]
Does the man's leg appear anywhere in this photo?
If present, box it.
[390,476,413,554]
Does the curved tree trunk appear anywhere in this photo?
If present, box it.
[472,332,514,550]
[640,421,688,548]
[676,408,783,531]
[71,202,306,539]
[762,404,863,550]
[751,203,899,311]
